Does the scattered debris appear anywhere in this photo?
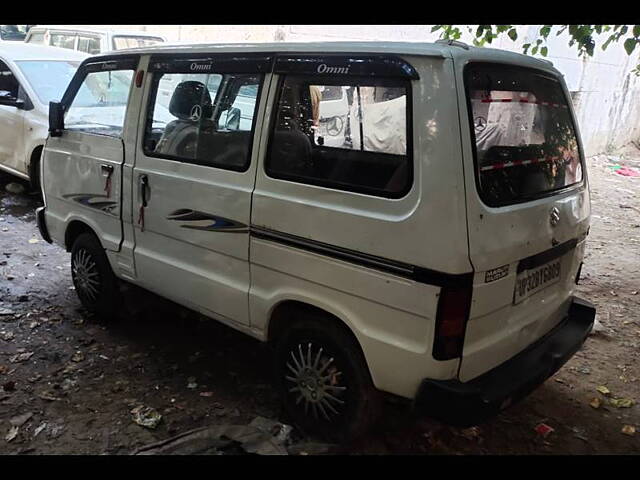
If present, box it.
[199,391,214,397]
[249,416,294,446]
[597,386,611,396]
[590,397,602,409]
[621,425,636,436]
[0,331,15,341]
[38,391,62,402]
[10,352,34,364]
[187,377,198,389]
[5,426,19,442]
[131,405,162,429]
[534,423,554,438]
[34,423,47,438]
[133,423,288,455]
[71,351,84,363]
[28,238,39,244]
[0,308,14,316]
[610,398,635,408]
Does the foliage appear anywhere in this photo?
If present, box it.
[431,25,640,75]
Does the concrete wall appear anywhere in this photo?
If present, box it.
[105,25,640,155]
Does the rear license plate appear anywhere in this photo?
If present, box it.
[513,259,562,304]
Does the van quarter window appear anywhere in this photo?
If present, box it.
[64,68,134,138]
[465,63,583,207]
[143,72,261,172]
[266,76,412,198]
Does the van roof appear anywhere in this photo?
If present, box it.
[0,42,89,61]
[90,40,558,73]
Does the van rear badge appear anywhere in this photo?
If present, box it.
[485,264,509,283]
[549,207,560,227]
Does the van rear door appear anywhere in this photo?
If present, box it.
[457,62,590,382]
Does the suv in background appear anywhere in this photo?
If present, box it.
[24,26,165,54]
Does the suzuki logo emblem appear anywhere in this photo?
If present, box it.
[550,207,560,227]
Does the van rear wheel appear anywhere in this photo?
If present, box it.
[275,319,381,442]
[70,233,120,321]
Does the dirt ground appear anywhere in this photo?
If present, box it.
[0,147,639,455]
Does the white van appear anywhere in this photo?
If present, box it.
[37,41,596,439]
[24,26,165,55]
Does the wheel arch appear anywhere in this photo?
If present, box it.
[266,300,370,371]
[28,145,44,189]
[64,220,98,252]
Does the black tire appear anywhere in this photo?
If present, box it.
[275,317,382,442]
[70,232,120,321]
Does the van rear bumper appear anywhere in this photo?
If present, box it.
[414,296,595,427]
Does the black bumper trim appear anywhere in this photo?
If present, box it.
[414,296,596,427]
[36,206,52,244]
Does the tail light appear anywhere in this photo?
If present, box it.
[432,285,473,360]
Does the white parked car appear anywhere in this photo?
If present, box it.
[38,41,596,440]
[0,43,87,187]
[25,26,165,55]
[0,25,32,42]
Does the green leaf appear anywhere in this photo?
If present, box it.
[634,25,640,37]
[532,45,539,55]
[541,46,548,56]
[508,28,517,41]
[540,25,552,38]
[431,25,442,33]
[522,43,531,54]
[624,38,637,55]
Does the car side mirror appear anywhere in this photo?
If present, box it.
[224,107,241,131]
[49,101,64,137]
[0,94,25,109]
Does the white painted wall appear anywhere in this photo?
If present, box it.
[102,24,640,155]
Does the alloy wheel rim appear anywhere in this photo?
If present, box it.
[72,248,101,302]
[285,342,347,421]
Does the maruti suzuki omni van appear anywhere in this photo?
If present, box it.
[37,40,596,439]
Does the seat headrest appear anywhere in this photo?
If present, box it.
[169,81,213,121]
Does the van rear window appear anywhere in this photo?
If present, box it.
[465,63,583,206]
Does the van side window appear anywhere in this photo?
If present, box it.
[50,33,76,50]
[65,69,134,138]
[143,72,261,172]
[266,76,412,198]
[78,36,101,55]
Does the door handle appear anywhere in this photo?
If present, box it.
[101,164,114,177]
[137,174,149,232]
[101,164,114,197]
[139,174,149,207]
